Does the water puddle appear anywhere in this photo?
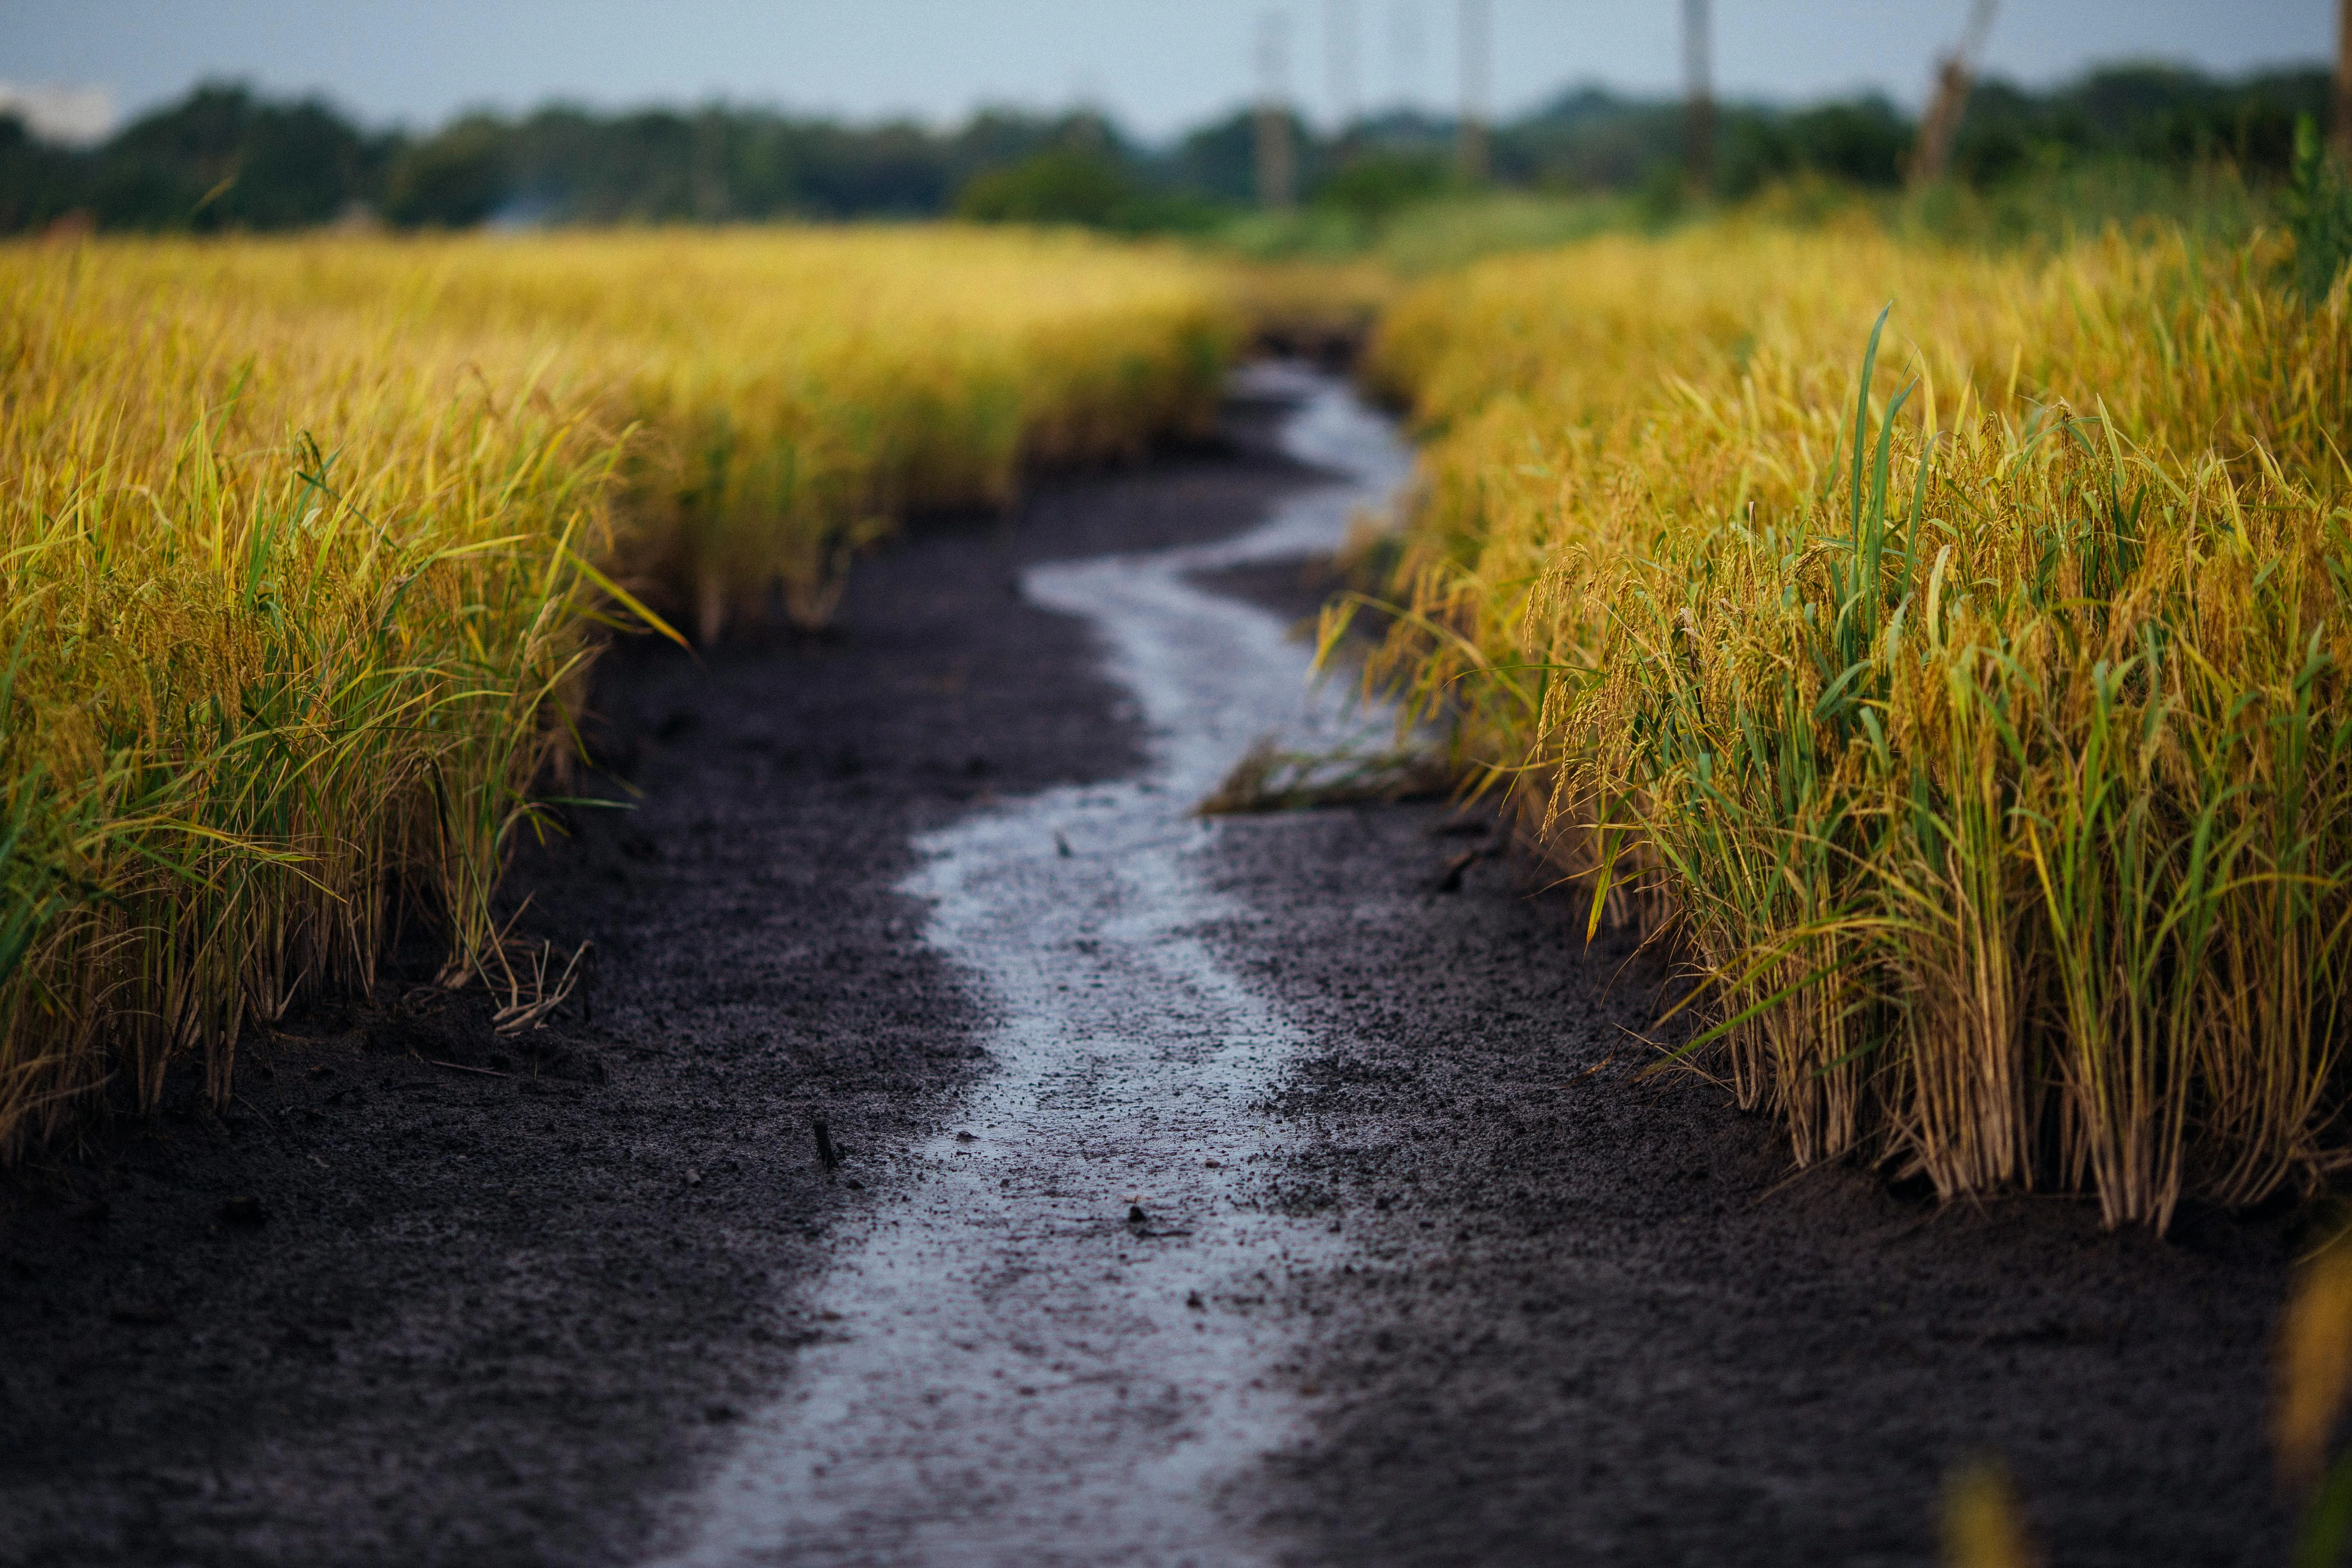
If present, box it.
[650,364,1411,1567]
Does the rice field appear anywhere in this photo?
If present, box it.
[1344,220,2352,1229]
[21,208,2347,1237]
[0,226,1236,1161]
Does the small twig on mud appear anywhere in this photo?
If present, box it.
[433,894,541,990]
[435,900,591,1037]
[233,1093,293,1150]
[418,1055,511,1080]
[485,933,593,1037]
[813,1117,840,1172]
[1546,1053,1617,1087]
[1749,1160,1835,1207]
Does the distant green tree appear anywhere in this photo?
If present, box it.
[957,147,1133,226]
[84,83,383,230]
[0,62,2337,238]
[0,115,88,231]
[1496,89,1682,190]
[2289,114,2352,302]
[1952,64,2328,187]
[384,115,509,227]
[1177,109,1325,205]
[1782,97,1912,187]
[1314,151,1449,221]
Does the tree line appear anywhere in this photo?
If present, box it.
[0,62,2329,236]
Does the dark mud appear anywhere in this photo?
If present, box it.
[0,375,2300,1568]
[0,402,1319,1568]
[1202,805,2294,1565]
[1188,536,2296,1564]
[640,365,1415,1566]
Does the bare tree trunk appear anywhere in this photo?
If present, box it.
[1257,11,1295,211]
[1683,0,1712,197]
[1911,0,1998,186]
[1911,56,1971,185]
[1456,0,1490,183]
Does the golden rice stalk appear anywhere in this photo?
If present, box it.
[0,225,1238,1162]
[1942,1458,2039,1568]
[1351,218,2352,1227]
[2281,1234,2352,1493]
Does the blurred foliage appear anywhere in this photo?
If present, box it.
[958,147,1134,226]
[0,61,2333,241]
[1218,190,1639,276]
[2288,115,2352,303]
[1886,156,2276,251]
[1951,64,2325,189]
[2,84,389,232]
[1719,97,1915,195]
[952,145,1225,235]
[383,114,506,228]
[1314,150,1452,223]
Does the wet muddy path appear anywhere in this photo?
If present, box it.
[651,365,1408,1566]
[0,368,2303,1568]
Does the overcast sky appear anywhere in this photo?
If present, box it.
[1,1,2334,143]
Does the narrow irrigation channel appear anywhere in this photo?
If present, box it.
[0,364,2295,1568]
[650,365,1411,1566]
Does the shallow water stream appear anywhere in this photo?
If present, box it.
[650,365,1411,1567]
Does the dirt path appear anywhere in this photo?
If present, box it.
[0,377,1323,1567]
[0,369,2301,1568]
[648,365,1408,1566]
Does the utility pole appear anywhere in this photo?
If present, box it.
[1911,0,1998,186]
[2335,0,2352,165]
[1682,0,1712,197]
[1455,0,1489,182]
[1256,10,1296,211]
[1327,0,1361,143]
[690,107,729,222]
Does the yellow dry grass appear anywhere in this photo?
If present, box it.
[1341,218,2352,1228]
[75,227,1237,636]
[0,225,1236,1160]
